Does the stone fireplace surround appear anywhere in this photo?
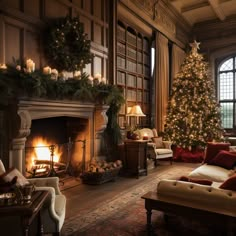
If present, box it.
[8,98,108,174]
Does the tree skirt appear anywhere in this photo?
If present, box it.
[59,165,225,236]
[173,146,204,163]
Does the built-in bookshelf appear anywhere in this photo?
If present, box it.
[116,21,151,128]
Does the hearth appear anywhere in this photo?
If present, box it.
[6,98,108,175]
[25,137,87,178]
[25,116,88,177]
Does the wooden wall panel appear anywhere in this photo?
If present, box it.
[44,0,70,18]
[2,0,21,10]
[0,0,110,80]
[5,23,21,64]
[80,15,91,40]
[24,0,40,17]
[72,0,82,8]
[25,30,41,69]
[104,58,107,82]
[83,0,91,14]
[93,0,102,19]
[94,56,102,75]
[93,23,102,44]
[84,63,91,75]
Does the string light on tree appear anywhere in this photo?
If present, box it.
[164,41,224,148]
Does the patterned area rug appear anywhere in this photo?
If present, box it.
[61,165,203,236]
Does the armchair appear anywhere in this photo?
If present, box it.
[28,177,66,235]
[0,160,66,236]
[134,128,173,166]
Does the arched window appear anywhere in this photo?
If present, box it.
[218,56,236,130]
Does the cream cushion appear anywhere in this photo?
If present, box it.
[157,179,236,213]
[155,149,173,155]
[0,159,6,174]
[188,163,233,182]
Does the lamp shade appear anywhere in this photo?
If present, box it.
[126,106,132,115]
[128,105,146,117]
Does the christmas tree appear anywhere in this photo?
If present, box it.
[164,41,224,148]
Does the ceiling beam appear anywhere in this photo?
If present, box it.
[208,0,226,21]
[181,1,209,13]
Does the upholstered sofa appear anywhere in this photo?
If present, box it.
[157,142,236,196]
[134,128,173,166]
[142,142,236,234]
[0,160,66,236]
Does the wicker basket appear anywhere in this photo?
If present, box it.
[80,167,121,185]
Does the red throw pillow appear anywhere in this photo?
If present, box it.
[204,142,230,164]
[179,176,212,186]
[220,174,236,191]
[209,150,236,169]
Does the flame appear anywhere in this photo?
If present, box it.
[31,137,61,164]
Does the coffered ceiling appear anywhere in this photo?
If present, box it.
[169,0,236,26]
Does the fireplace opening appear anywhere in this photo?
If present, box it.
[25,116,90,178]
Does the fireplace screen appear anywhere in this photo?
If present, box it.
[25,137,86,178]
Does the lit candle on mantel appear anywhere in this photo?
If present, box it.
[0,63,7,69]
[101,77,106,84]
[94,73,102,82]
[143,133,148,140]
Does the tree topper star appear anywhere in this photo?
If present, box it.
[190,40,200,53]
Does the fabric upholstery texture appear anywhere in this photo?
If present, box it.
[135,128,173,165]
[152,137,164,148]
[204,142,230,164]
[209,150,236,170]
[0,160,66,234]
[157,179,236,213]
[0,160,6,175]
[0,167,30,186]
[188,163,232,182]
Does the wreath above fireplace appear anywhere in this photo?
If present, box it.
[44,15,94,72]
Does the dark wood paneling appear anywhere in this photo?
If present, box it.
[83,0,91,13]
[94,56,102,75]
[5,23,21,64]
[25,30,41,68]
[0,0,110,84]
[44,0,70,18]
[2,0,21,10]
[72,0,82,8]
[93,23,102,44]
[93,0,102,19]
[80,15,91,40]
[24,0,40,17]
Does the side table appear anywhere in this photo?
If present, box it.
[0,190,49,236]
[124,139,148,178]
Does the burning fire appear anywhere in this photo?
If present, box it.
[31,137,61,167]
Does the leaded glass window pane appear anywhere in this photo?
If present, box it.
[219,72,233,100]
[220,58,233,71]
[220,103,233,129]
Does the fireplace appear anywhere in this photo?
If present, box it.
[8,98,108,175]
[25,116,89,177]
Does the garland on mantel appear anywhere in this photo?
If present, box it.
[0,65,124,107]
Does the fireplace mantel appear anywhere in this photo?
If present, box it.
[8,98,109,173]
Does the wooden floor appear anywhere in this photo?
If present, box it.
[61,161,199,220]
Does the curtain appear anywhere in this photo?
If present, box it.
[172,44,185,83]
[155,33,169,132]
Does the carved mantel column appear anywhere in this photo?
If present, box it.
[94,105,109,157]
[10,110,31,173]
